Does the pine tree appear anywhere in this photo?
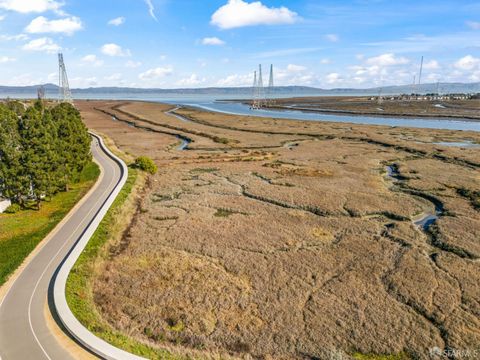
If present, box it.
[0,104,23,203]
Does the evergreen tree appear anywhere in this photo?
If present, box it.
[0,101,92,209]
[0,104,23,202]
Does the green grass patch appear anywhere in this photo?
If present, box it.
[353,352,411,360]
[214,208,247,218]
[189,167,219,174]
[65,168,187,359]
[0,162,100,286]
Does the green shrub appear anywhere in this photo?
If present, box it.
[4,203,21,214]
[134,156,158,175]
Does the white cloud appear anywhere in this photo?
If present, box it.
[0,33,28,41]
[125,60,142,68]
[108,16,125,26]
[176,74,206,87]
[286,64,306,72]
[326,72,342,85]
[454,55,480,70]
[25,16,82,35]
[216,73,252,86]
[324,33,339,42]
[144,0,157,21]
[22,37,60,53]
[202,37,225,46]
[466,21,480,30]
[423,60,440,70]
[81,54,103,67]
[0,0,62,13]
[101,43,131,57]
[320,58,330,64]
[0,15,5,21]
[139,66,173,80]
[366,53,409,66]
[275,64,316,86]
[211,0,299,29]
[0,56,15,63]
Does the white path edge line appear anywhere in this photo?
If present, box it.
[52,132,146,360]
[28,139,117,360]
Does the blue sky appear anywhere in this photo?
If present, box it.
[0,0,480,88]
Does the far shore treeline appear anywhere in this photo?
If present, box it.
[0,100,91,209]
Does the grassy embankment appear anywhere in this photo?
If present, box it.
[0,162,100,286]
[65,142,186,359]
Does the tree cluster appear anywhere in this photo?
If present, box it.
[0,101,91,208]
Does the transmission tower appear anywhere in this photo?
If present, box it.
[251,70,257,109]
[267,64,275,106]
[37,85,45,100]
[58,53,73,103]
[252,64,266,109]
[418,56,424,86]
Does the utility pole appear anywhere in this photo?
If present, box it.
[58,53,73,103]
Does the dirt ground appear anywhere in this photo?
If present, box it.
[77,100,480,359]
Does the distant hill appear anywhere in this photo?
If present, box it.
[1,82,479,98]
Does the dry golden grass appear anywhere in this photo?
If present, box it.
[77,100,480,359]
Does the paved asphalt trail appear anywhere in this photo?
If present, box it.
[0,136,121,359]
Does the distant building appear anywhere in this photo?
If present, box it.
[369,93,477,102]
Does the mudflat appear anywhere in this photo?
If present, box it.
[266,96,480,121]
[77,100,480,359]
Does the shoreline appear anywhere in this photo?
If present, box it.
[220,99,480,123]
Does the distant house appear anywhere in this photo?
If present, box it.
[0,198,12,213]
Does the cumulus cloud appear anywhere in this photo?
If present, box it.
[454,55,480,70]
[326,72,342,85]
[324,33,339,42]
[423,60,440,70]
[366,53,409,66]
[211,0,299,29]
[139,66,173,80]
[144,0,157,21]
[176,74,206,87]
[22,37,60,53]
[101,43,131,57]
[0,56,15,63]
[202,37,225,46]
[25,16,82,35]
[0,15,5,21]
[286,64,306,72]
[81,54,103,67]
[0,0,62,13]
[217,73,252,86]
[108,16,125,26]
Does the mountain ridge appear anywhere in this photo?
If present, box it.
[1,82,479,97]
